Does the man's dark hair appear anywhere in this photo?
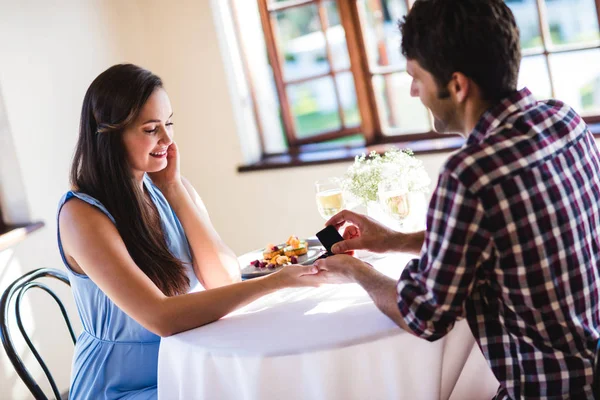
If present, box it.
[400,0,521,102]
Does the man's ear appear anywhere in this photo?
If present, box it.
[449,72,470,103]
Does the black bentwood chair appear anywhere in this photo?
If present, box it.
[0,268,76,400]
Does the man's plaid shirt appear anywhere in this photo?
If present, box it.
[397,88,600,399]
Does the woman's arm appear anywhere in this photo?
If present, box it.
[147,142,240,289]
[167,177,241,288]
[59,199,317,337]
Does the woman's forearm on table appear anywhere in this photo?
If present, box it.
[156,275,279,336]
[162,183,241,288]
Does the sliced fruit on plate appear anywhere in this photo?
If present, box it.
[284,241,308,257]
[286,235,301,248]
[263,243,284,259]
[275,255,290,265]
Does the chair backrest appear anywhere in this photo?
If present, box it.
[0,268,76,400]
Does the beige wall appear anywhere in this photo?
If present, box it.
[0,1,449,398]
[0,1,148,398]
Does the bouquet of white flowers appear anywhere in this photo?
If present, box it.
[342,148,431,206]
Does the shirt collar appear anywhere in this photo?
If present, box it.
[467,87,537,144]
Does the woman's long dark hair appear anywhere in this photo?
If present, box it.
[71,64,189,296]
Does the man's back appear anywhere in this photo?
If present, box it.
[439,87,600,398]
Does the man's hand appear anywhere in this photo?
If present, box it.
[311,254,371,284]
[326,210,426,256]
[325,210,396,254]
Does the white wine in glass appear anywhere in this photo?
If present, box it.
[378,178,410,224]
[315,178,345,219]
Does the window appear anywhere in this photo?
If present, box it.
[507,0,600,124]
[225,0,600,165]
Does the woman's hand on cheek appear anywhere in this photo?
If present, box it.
[149,141,182,192]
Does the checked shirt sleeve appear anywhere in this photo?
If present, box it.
[397,171,492,341]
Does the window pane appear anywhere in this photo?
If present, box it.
[518,55,552,100]
[286,77,342,138]
[549,49,600,116]
[335,72,361,127]
[544,0,600,46]
[358,0,408,69]
[505,0,543,50]
[231,0,288,154]
[263,68,289,152]
[373,73,431,135]
[300,134,366,152]
[324,1,351,71]
[275,5,330,81]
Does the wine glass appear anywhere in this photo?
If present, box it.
[377,176,410,228]
[315,178,345,220]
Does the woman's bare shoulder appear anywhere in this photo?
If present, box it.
[59,196,110,226]
[59,197,121,250]
[59,197,118,274]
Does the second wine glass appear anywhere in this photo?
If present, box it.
[378,176,410,227]
[315,178,345,220]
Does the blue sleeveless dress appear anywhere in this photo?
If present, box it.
[56,175,201,399]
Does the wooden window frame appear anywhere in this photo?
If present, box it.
[231,0,600,168]
[256,0,365,149]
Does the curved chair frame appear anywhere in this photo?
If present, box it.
[0,268,76,400]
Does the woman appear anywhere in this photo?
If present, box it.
[57,64,318,399]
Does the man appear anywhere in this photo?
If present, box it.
[312,0,600,398]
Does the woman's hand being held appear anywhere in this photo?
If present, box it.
[266,265,320,290]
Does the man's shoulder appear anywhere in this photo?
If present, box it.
[441,143,491,192]
[443,99,590,193]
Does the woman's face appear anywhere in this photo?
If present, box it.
[122,88,174,180]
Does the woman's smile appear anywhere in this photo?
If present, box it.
[150,148,168,158]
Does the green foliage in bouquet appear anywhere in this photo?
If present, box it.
[342,148,431,206]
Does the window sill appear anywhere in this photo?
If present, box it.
[0,221,45,252]
[238,136,465,173]
[238,122,600,173]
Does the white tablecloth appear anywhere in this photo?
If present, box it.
[158,254,499,400]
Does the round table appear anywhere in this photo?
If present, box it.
[157,253,498,399]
